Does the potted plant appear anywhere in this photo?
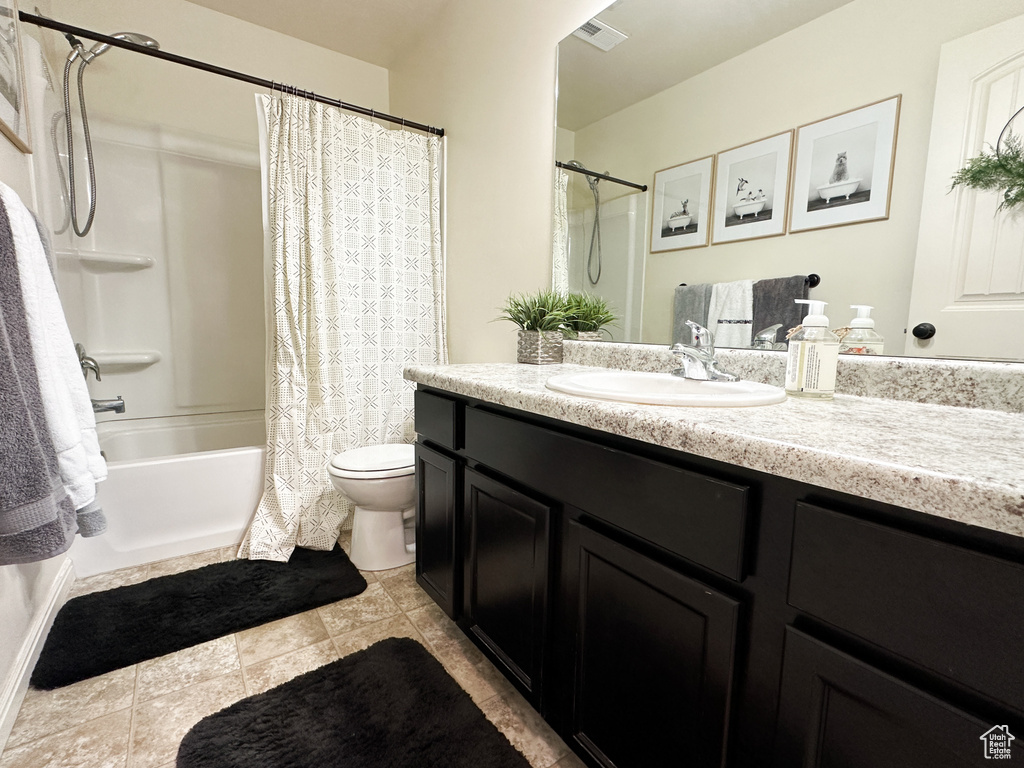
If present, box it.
[951,131,1024,211]
[563,292,618,341]
[498,290,569,364]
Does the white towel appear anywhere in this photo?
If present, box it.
[0,182,107,515]
[707,279,754,349]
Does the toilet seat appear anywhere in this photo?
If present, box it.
[329,444,415,480]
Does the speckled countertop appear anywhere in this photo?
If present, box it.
[404,360,1024,540]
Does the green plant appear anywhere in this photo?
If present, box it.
[562,292,618,335]
[951,132,1024,211]
[497,290,569,332]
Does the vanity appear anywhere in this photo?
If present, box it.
[406,343,1024,768]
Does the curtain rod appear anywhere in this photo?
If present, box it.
[18,12,445,138]
[556,161,647,192]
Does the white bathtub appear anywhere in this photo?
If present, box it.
[817,178,861,203]
[68,414,266,577]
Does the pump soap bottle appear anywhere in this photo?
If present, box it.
[839,305,885,355]
[785,299,840,399]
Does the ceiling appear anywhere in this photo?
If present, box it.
[558,0,855,131]
[185,0,451,69]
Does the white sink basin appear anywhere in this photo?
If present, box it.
[545,370,786,407]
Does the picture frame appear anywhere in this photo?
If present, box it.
[650,155,714,252]
[789,95,901,233]
[711,131,792,244]
[0,0,30,153]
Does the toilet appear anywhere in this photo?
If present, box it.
[327,444,416,571]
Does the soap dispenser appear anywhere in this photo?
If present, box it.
[785,299,840,399]
[839,305,885,355]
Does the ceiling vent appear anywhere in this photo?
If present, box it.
[572,18,628,52]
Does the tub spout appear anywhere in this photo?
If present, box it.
[92,396,125,414]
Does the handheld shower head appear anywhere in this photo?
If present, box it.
[69,31,160,64]
[84,32,160,62]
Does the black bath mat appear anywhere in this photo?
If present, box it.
[177,637,530,768]
[31,545,367,689]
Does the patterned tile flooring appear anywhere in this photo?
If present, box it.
[0,534,585,768]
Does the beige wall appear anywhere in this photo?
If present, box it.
[570,0,1023,347]
[389,0,613,363]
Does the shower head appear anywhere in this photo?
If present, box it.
[68,31,160,64]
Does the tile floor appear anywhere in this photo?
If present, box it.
[0,534,585,768]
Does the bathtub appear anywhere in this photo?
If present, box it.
[667,214,691,231]
[733,200,765,218]
[817,178,861,204]
[68,413,266,577]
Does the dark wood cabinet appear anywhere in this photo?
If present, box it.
[414,442,460,618]
[413,386,1024,768]
[462,467,551,703]
[568,522,740,768]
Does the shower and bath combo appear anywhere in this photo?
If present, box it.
[56,29,160,236]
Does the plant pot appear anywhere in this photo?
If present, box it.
[517,330,563,364]
[575,331,603,342]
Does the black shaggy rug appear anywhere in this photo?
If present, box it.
[177,637,530,768]
[32,545,367,689]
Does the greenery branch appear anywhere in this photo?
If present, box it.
[951,132,1024,211]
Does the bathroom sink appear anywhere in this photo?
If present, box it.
[545,370,786,407]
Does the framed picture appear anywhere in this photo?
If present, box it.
[789,95,900,233]
[650,155,714,252]
[711,131,792,244]
[0,0,30,153]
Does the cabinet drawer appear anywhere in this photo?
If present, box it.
[414,389,461,450]
[465,407,750,580]
[788,503,1024,710]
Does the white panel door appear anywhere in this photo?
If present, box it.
[906,14,1024,360]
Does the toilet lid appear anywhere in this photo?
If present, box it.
[331,444,415,473]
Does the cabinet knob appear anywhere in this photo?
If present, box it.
[912,323,936,340]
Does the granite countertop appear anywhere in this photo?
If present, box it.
[404,362,1024,540]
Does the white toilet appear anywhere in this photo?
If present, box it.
[327,444,416,571]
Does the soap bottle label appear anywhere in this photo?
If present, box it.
[786,341,839,394]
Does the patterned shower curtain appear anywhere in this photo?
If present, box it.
[552,168,569,294]
[240,94,447,562]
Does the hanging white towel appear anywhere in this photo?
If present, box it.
[0,182,107,521]
[707,279,754,349]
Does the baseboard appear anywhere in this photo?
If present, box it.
[0,557,75,752]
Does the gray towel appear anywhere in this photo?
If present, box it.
[672,283,713,344]
[0,198,78,565]
[752,275,809,340]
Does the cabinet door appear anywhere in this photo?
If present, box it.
[463,468,551,702]
[570,524,740,768]
[415,442,460,619]
[774,627,1022,767]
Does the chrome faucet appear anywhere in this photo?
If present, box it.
[91,396,125,414]
[76,342,102,381]
[751,323,785,350]
[670,321,739,381]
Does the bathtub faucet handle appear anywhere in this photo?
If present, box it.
[76,342,102,381]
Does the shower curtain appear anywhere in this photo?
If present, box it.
[240,94,446,562]
[552,168,569,294]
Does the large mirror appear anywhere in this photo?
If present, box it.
[554,0,1024,362]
